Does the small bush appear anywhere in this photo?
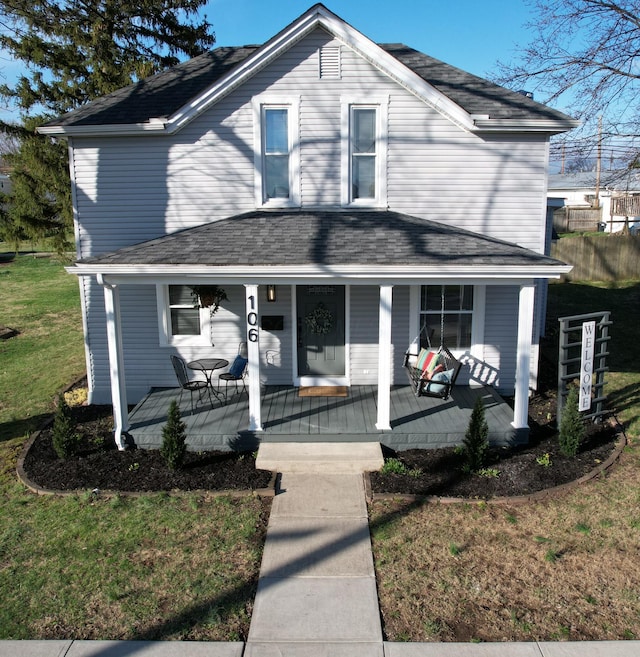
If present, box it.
[160,400,187,469]
[462,396,489,472]
[52,396,81,459]
[559,385,585,456]
[381,457,409,475]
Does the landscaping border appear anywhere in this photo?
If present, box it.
[365,430,627,506]
[15,374,277,499]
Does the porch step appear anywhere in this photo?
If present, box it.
[256,442,384,474]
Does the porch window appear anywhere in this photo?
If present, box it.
[169,285,201,336]
[420,285,474,350]
[157,285,209,347]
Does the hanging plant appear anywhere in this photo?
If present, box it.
[189,285,228,316]
[305,302,333,335]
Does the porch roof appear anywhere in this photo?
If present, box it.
[70,210,571,280]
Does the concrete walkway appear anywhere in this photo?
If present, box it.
[245,473,383,656]
[2,472,640,656]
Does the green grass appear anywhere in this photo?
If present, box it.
[0,255,269,640]
[546,280,640,438]
[372,279,640,643]
[0,254,85,441]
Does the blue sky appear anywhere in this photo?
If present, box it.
[0,0,536,122]
[208,1,532,79]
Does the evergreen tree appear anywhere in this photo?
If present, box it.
[0,0,216,247]
[559,385,585,457]
[52,396,81,459]
[160,400,187,469]
[462,396,489,472]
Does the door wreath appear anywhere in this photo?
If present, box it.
[305,303,333,335]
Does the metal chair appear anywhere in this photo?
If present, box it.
[170,355,211,411]
[218,342,248,400]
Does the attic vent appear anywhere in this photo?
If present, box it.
[319,46,341,79]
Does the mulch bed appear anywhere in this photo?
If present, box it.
[21,405,273,494]
[19,385,623,499]
[370,389,622,498]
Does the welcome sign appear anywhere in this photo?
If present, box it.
[579,321,596,411]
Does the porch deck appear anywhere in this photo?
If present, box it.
[127,384,519,451]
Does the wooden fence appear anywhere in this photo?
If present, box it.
[553,207,602,233]
[551,234,640,281]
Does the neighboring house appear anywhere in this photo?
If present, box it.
[40,4,576,449]
[548,170,640,233]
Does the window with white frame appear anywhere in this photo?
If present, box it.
[351,107,377,200]
[420,285,474,350]
[263,107,290,200]
[254,99,300,207]
[158,285,207,346]
[341,100,387,206]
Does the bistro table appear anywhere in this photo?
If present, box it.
[187,358,229,404]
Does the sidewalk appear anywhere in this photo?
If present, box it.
[2,640,640,656]
[2,473,640,656]
[245,473,383,656]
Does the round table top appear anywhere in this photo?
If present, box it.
[187,358,229,371]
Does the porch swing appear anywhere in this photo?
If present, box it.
[403,285,463,400]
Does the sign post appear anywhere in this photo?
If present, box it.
[579,321,596,411]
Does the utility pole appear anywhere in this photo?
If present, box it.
[594,116,602,209]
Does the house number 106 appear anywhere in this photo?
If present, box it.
[247,295,259,342]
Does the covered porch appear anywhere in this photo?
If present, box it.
[126,383,518,452]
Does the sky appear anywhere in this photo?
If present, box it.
[208,0,532,80]
[0,0,538,123]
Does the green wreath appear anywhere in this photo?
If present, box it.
[305,303,333,335]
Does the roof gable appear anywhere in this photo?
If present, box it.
[40,4,577,137]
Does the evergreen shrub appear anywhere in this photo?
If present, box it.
[160,400,187,469]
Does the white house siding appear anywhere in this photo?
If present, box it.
[478,285,519,393]
[259,285,293,385]
[349,286,379,385]
[70,27,551,402]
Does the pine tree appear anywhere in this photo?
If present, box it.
[52,396,81,459]
[160,400,187,469]
[462,396,489,472]
[0,0,216,247]
[559,385,585,457]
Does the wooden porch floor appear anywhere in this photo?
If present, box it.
[127,385,518,451]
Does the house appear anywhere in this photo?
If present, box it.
[40,4,576,451]
[548,170,640,233]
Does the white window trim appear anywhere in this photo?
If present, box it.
[253,96,300,208]
[340,96,388,208]
[157,284,210,347]
[410,284,485,357]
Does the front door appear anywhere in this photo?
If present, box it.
[296,285,346,384]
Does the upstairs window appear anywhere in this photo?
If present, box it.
[253,98,300,207]
[263,107,290,200]
[351,107,377,200]
[341,99,387,207]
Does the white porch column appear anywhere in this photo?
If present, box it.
[245,285,263,432]
[98,274,129,450]
[513,283,535,432]
[376,285,393,431]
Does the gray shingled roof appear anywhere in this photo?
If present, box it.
[381,44,570,124]
[45,40,571,129]
[48,46,260,127]
[78,210,564,269]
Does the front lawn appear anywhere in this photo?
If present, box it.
[371,280,640,642]
[0,254,269,640]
